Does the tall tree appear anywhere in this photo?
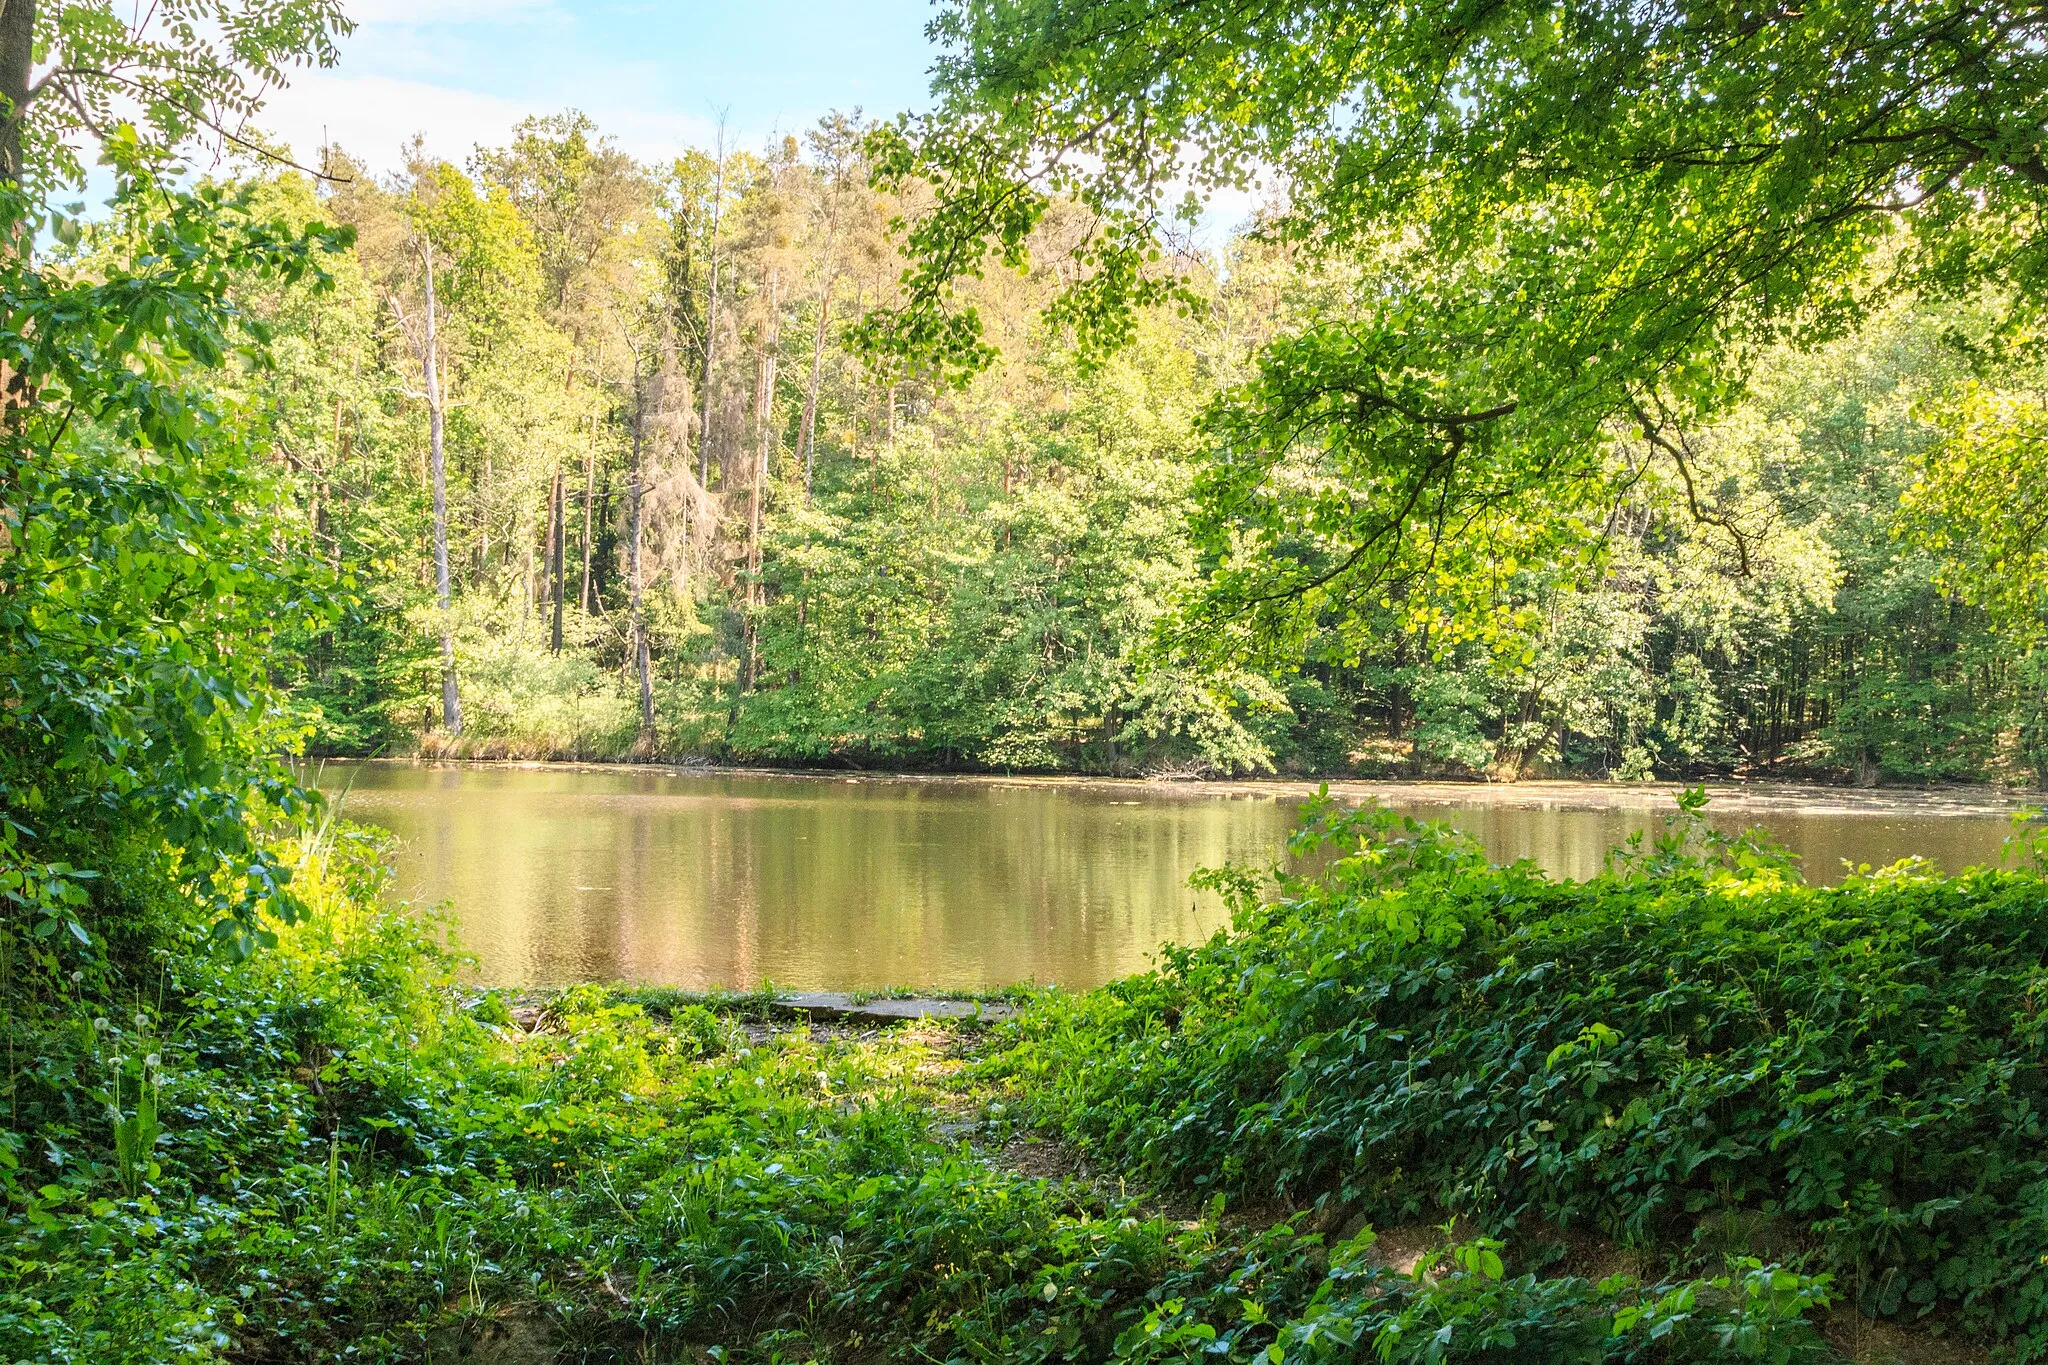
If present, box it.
[744,265,781,691]
[797,113,865,497]
[869,0,2048,663]
[391,237,463,735]
[619,339,696,749]
[0,0,355,956]
[696,123,729,491]
[475,111,651,326]
[628,362,653,745]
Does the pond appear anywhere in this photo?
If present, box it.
[322,762,2029,991]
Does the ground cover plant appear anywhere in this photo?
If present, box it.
[16,794,2036,1362]
[989,792,2048,1359]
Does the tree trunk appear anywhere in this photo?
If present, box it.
[0,0,32,189]
[850,292,865,486]
[1388,634,1409,739]
[594,476,612,601]
[697,134,725,492]
[477,455,491,575]
[796,262,834,638]
[0,0,35,456]
[799,222,838,497]
[628,372,655,752]
[579,446,595,612]
[799,273,835,499]
[743,269,779,694]
[1406,627,1428,776]
[549,466,565,653]
[419,240,462,737]
[744,348,766,693]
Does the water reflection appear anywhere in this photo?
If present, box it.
[324,763,2023,990]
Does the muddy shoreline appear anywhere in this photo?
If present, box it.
[326,755,2035,820]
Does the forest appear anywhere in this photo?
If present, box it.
[9,0,2048,1362]
[233,114,2045,786]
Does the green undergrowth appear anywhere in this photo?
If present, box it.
[3,795,2033,1361]
[985,791,2048,1360]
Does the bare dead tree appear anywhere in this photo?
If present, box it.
[390,237,462,736]
[697,115,728,493]
[621,326,705,752]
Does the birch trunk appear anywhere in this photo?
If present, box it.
[628,373,655,750]
[417,240,462,736]
[548,467,565,653]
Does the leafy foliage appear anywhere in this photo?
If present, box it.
[213,128,2048,784]
[862,0,2048,693]
[992,794,2048,1352]
[0,817,1845,1364]
[0,155,351,961]
[9,0,351,192]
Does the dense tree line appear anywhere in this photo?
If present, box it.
[219,113,2044,786]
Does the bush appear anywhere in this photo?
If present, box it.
[436,614,643,759]
[992,792,2048,1355]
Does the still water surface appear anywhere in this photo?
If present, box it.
[326,763,2025,990]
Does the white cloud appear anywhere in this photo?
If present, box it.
[258,71,533,169]
[256,70,724,173]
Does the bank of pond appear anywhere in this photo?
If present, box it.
[3,794,2043,1362]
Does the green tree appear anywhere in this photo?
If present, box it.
[1,168,350,970]
[0,0,348,188]
[870,0,2048,666]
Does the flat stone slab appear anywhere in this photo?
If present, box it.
[773,992,1017,1023]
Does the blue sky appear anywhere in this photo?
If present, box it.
[260,0,945,171]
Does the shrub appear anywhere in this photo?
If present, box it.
[993,793,2048,1354]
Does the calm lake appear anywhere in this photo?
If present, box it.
[323,762,2028,991]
